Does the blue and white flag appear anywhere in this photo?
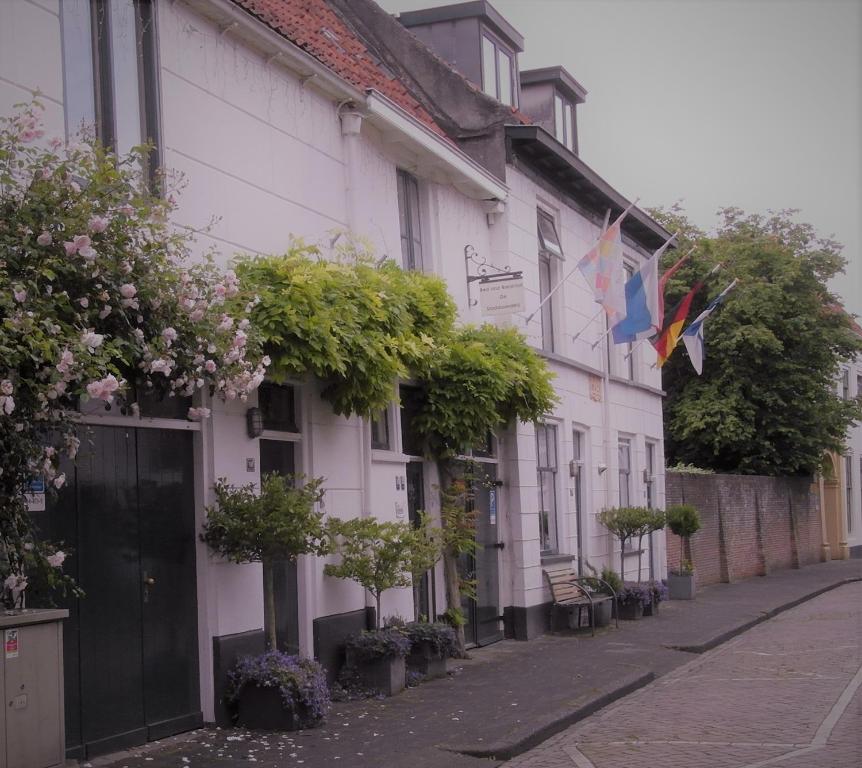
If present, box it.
[681,279,738,374]
[611,235,675,344]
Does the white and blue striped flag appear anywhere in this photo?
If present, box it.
[681,279,739,374]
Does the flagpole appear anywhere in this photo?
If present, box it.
[623,338,649,360]
[572,307,604,341]
[524,200,638,326]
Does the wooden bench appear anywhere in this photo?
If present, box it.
[544,568,618,636]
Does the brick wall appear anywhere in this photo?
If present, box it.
[666,472,824,586]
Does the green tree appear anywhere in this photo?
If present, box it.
[201,474,330,650]
[598,507,659,581]
[666,504,701,574]
[324,515,442,629]
[653,206,862,476]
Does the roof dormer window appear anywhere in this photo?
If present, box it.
[554,92,576,153]
[481,32,517,107]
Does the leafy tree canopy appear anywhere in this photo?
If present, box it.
[652,206,862,476]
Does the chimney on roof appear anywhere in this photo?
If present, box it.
[396,1,523,109]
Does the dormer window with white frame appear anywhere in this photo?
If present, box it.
[553,92,576,153]
[481,32,517,107]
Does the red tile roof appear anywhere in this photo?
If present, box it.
[230,0,449,139]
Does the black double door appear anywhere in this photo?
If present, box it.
[458,463,503,647]
[37,425,201,758]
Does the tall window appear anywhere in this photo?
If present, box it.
[370,409,391,451]
[553,92,576,152]
[537,211,562,352]
[645,442,657,509]
[841,368,850,399]
[536,423,559,553]
[846,454,853,533]
[62,0,161,184]
[618,438,631,508]
[397,170,423,271]
[481,33,516,106]
[572,429,586,572]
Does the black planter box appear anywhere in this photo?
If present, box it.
[617,601,644,621]
[407,641,448,679]
[345,650,406,697]
[642,600,659,617]
[591,598,613,627]
[236,685,312,731]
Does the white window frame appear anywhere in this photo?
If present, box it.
[480,30,517,107]
[536,422,561,554]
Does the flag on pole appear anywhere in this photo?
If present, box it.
[611,235,676,344]
[656,247,691,323]
[681,279,739,375]
[651,282,702,367]
[577,203,636,320]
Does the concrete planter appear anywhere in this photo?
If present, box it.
[668,571,696,600]
[406,641,448,679]
[642,600,659,617]
[617,600,644,621]
[345,649,406,697]
[591,599,613,627]
[236,685,315,731]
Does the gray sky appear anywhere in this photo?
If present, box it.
[378,0,862,316]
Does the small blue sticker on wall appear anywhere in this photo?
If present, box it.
[489,489,497,525]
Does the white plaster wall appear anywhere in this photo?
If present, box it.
[0,0,65,137]
[499,166,668,609]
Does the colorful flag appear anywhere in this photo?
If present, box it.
[652,283,701,367]
[577,205,635,320]
[681,279,739,375]
[656,248,690,324]
[611,235,676,344]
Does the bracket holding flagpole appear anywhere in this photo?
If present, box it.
[464,245,522,307]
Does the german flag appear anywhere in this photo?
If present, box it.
[651,281,703,368]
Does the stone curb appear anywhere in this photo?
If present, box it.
[439,671,656,761]
[666,575,862,654]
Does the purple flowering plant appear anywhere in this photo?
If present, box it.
[617,581,653,607]
[345,628,411,662]
[229,650,331,723]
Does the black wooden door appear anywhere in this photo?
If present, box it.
[38,425,200,757]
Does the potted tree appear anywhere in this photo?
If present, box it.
[666,504,701,599]
[201,473,332,728]
[616,582,651,620]
[598,506,653,580]
[325,515,440,696]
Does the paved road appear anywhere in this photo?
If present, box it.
[504,582,862,768]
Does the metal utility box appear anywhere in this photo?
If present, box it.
[0,609,67,768]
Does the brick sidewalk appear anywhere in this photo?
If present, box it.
[505,582,862,768]
[90,559,862,768]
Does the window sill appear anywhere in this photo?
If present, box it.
[621,548,646,557]
[371,450,412,464]
[540,553,576,566]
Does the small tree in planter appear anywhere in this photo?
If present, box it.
[325,515,441,696]
[666,504,701,599]
[201,473,331,651]
[229,651,330,731]
[642,580,669,616]
[598,507,654,580]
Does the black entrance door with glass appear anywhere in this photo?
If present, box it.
[35,425,200,758]
[458,463,503,647]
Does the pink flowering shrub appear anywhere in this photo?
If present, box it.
[0,101,268,606]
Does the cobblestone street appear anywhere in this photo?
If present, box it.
[505,582,862,768]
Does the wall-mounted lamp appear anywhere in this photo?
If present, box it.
[597,462,608,474]
[246,407,263,439]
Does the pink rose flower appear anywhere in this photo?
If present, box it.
[37,231,52,246]
[88,215,109,233]
[120,284,137,299]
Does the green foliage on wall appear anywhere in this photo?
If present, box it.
[412,324,558,458]
[236,250,456,418]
